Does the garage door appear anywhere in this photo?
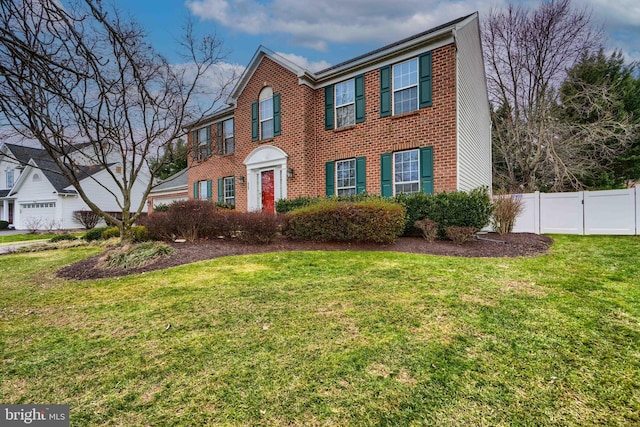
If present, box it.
[20,202,57,230]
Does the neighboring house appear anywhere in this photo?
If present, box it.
[0,143,149,230]
[147,168,188,213]
[186,13,491,213]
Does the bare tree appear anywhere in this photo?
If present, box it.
[482,0,634,191]
[0,0,235,241]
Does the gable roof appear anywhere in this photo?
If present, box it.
[150,168,188,194]
[8,155,111,196]
[198,12,478,127]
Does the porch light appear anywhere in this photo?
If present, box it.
[237,176,245,184]
[287,168,294,179]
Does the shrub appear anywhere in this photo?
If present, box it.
[153,203,169,212]
[414,218,438,242]
[0,220,8,230]
[284,199,405,244]
[131,225,150,242]
[394,192,437,235]
[445,226,476,244]
[275,196,319,213]
[49,234,78,243]
[139,212,174,241]
[84,226,110,241]
[167,199,216,241]
[73,210,101,229]
[101,242,175,269]
[102,227,120,240]
[233,211,284,244]
[214,202,235,210]
[492,193,524,234]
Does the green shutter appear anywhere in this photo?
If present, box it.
[273,93,281,136]
[325,161,335,196]
[251,101,259,141]
[355,74,365,123]
[205,126,211,157]
[217,122,223,154]
[324,85,334,130]
[420,147,434,194]
[356,156,366,194]
[217,178,223,202]
[419,51,432,108]
[379,65,391,117]
[207,180,213,200]
[191,130,198,159]
[380,153,392,197]
[193,181,198,198]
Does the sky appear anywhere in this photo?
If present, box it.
[117,0,640,75]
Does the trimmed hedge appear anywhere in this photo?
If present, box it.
[396,187,492,237]
[284,199,405,244]
[275,196,319,213]
[49,234,78,243]
[0,220,9,230]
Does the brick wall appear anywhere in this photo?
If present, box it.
[188,43,458,212]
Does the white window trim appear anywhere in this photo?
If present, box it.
[223,118,234,154]
[198,180,208,200]
[392,57,418,115]
[393,149,420,195]
[336,158,356,196]
[223,176,235,205]
[335,79,355,128]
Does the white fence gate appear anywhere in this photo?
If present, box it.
[511,187,639,235]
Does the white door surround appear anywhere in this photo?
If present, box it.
[243,145,288,212]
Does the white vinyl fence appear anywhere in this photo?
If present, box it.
[510,187,639,235]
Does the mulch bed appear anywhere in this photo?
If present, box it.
[56,233,553,281]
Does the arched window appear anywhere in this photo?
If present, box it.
[259,87,274,140]
[32,173,41,182]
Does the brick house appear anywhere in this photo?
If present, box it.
[187,12,491,213]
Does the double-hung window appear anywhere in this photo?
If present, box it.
[194,126,211,160]
[394,149,420,194]
[336,159,356,196]
[325,157,366,196]
[335,80,355,128]
[252,87,281,141]
[260,97,274,139]
[198,180,210,200]
[222,118,234,154]
[223,177,235,206]
[380,147,433,197]
[393,58,418,114]
[379,51,432,117]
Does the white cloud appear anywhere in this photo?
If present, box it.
[275,52,331,72]
[186,0,497,49]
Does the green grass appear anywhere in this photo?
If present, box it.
[1,235,639,425]
[0,233,58,244]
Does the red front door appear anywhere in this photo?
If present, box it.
[261,170,275,213]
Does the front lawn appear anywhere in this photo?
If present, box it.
[1,236,638,425]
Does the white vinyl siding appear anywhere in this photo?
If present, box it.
[455,15,492,191]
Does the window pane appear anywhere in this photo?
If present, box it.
[394,86,418,115]
[199,181,208,199]
[260,99,273,120]
[261,119,274,139]
[335,80,354,107]
[336,159,356,194]
[224,119,233,138]
[224,177,235,206]
[336,104,355,128]
[198,127,208,146]
[393,149,419,195]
